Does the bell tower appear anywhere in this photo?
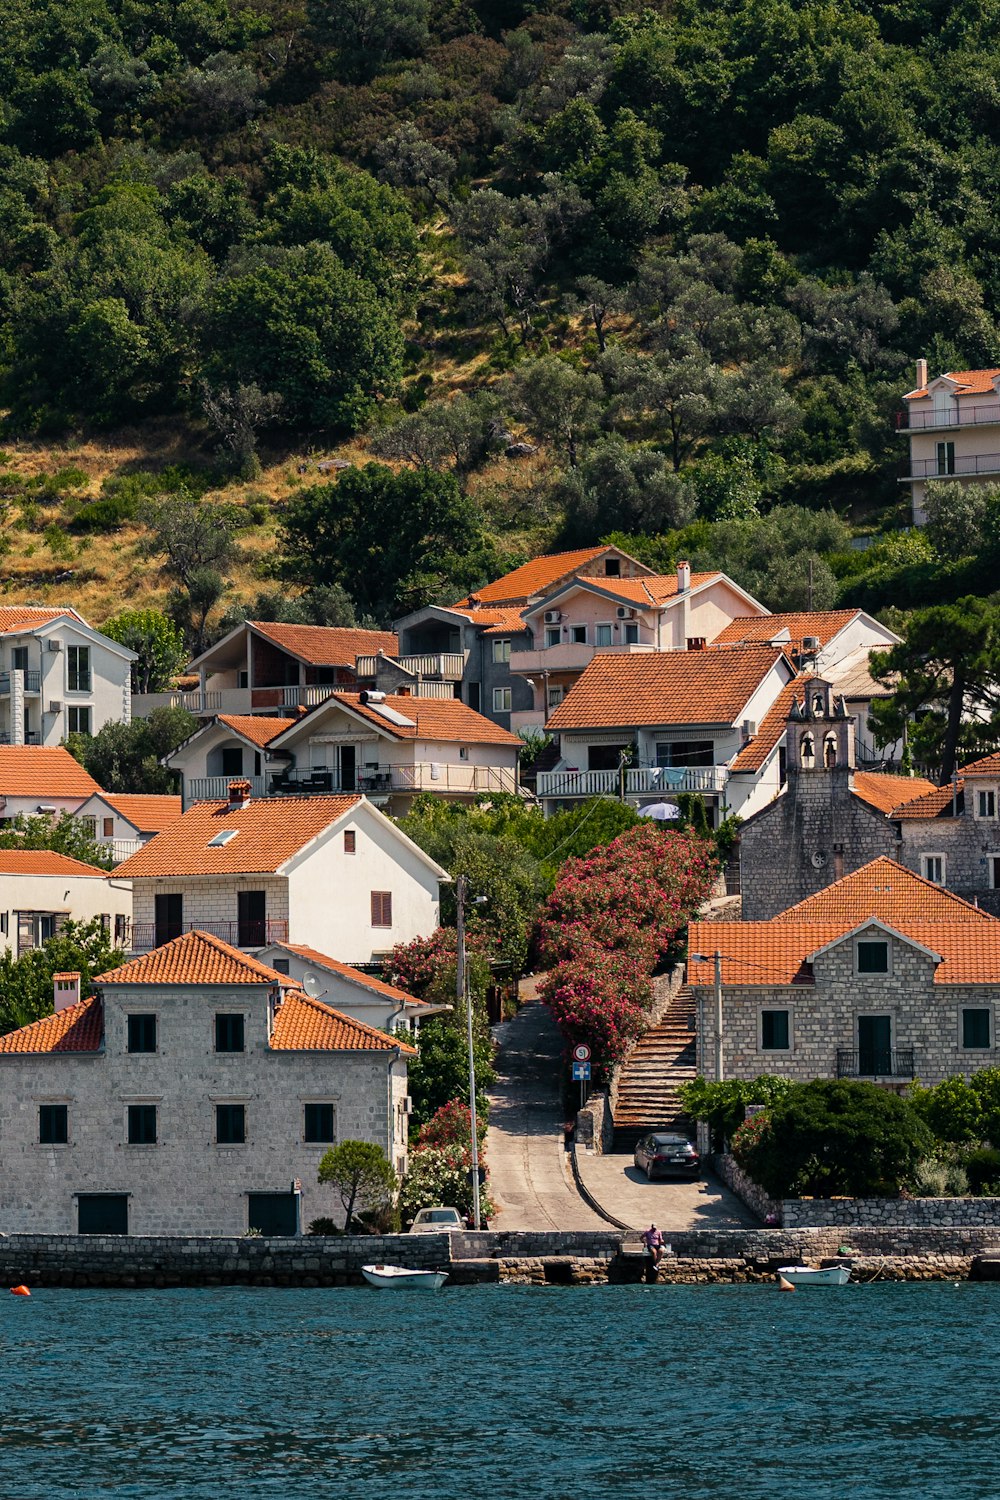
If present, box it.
[787,678,855,776]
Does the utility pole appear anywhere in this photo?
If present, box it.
[456,874,481,1230]
[714,950,724,1083]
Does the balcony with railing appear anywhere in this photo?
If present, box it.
[0,671,41,693]
[509,641,655,676]
[187,762,518,804]
[898,402,1000,431]
[356,652,467,680]
[836,1048,915,1080]
[133,683,343,718]
[537,765,729,800]
[902,452,1000,481]
[129,917,289,952]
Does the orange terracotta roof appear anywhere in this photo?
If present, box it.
[275,942,427,1006]
[101,794,183,833]
[453,548,611,606]
[0,849,109,877]
[215,714,299,748]
[689,919,1000,986]
[730,676,806,773]
[270,990,416,1052]
[96,929,297,986]
[713,611,860,650]
[889,782,961,819]
[906,369,1000,399]
[250,622,398,665]
[478,608,534,636]
[0,994,103,1053]
[289,693,521,747]
[569,573,722,606]
[0,746,101,798]
[960,751,1000,779]
[0,606,79,633]
[114,796,360,877]
[772,856,995,925]
[852,771,937,816]
[545,645,788,731]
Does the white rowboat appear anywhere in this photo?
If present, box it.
[777,1264,850,1287]
[361,1263,449,1290]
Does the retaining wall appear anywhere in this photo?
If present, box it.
[781,1197,1000,1229]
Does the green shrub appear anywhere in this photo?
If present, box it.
[306,1217,343,1236]
[962,1147,1000,1194]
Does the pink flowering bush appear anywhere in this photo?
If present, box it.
[540,956,648,1076]
[384,926,488,999]
[535,824,716,971]
[417,1097,488,1151]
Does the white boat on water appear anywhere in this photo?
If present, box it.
[361,1263,448,1290]
[777,1264,850,1287]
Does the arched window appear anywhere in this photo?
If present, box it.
[800,732,815,768]
[824,733,837,768]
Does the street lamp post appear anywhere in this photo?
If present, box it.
[456,874,481,1231]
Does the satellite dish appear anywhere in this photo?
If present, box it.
[303,971,321,997]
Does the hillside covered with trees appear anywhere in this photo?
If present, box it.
[0,0,998,641]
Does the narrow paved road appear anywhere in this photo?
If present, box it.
[486,991,605,1231]
[575,1152,759,1231]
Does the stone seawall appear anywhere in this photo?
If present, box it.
[1,1226,999,1287]
[781,1197,1000,1228]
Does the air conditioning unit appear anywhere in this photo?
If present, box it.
[47,640,62,652]
[802,636,821,651]
[402,1096,413,1115]
[616,607,636,619]
[544,610,562,624]
[48,701,62,714]
[742,719,757,739]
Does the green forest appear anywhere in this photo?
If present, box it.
[2,0,999,632]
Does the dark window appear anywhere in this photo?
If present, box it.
[78,1194,128,1234]
[11,647,27,673]
[220,746,243,777]
[67,645,91,692]
[215,1014,245,1052]
[247,1192,298,1236]
[344,829,356,854]
[656,740,716,768]
[155,893,182,946]
[271,957,290,975]
[237,890,266,947]
[127,1014,157,1053]
[588,744,630,771]
[371,891,392,927]
[604,558,621,576]
[467,683,481,712]
[39,1103,68,1144]
[315,666,336,685]
[216,1103,246,1144]
[127,1104,157,1145]
[857,941,889,974]
[761,1011,790,1050]
[963,1009,991,1049]
[304,1102,335,1142]
[67,706,91,736]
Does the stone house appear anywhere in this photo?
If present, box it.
[0,849,132,954]
[0,930,414,1235]
[0,604,135,746]
[688,858,1000,1089]
[114,784,448,963]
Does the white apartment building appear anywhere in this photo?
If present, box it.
[0,605,135,745]
[0,849,132,954]
[900,359,1000,525]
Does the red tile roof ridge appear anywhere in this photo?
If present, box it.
[852,770,938,816]
[274,942,425,1005]
[215,714,300,747]
[0,993,103,1053]
[959,750,1000,778]
[906,368,1000,399]
[95,929,299,986]
[771,855,997,924]
[269,990,417,1053]
[114,795,362,877]
[0,848,111,876]
[249,621,399,665]
[100,793,184,831]
[889,780,963,819]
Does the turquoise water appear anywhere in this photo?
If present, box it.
[1,1283,997,1500]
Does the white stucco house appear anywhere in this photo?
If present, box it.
[114,783,449,963]
[0,604,135,746]
[0,848,132,954]
[0,745,103,823]
[0,930,415,1234]
[74,792,184,863]
[899,359,1000,525]
[162,713,300,808]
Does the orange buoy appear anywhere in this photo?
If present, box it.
[777,1275,795,1292]
[10,1285,30,1297]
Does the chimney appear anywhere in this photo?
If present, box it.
[677,560,691,593]
[227,778,252,811]
[916,357,928,390]
[53,972,81,1012]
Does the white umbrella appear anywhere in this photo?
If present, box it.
[637,801,682,821]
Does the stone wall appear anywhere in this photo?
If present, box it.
[714,1153,777,1224]
[781,1197,1000,1228]
[575,1091,614,1153]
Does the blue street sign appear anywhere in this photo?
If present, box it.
[572,1061,591,1081]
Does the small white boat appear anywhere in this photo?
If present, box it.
[777,1264,850,1287]
[361,1263,448,1290]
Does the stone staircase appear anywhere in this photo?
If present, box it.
[611,985,698,1152]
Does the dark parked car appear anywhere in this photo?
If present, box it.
[633,1132,701,1181]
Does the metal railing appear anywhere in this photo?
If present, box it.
[537,765,728,799]
[129,918,289,951]
[186,775,270,805]
[898,403,1000,430]
[836,1048,915,1079]
[905,452,1000,480]
[0,671,41,692]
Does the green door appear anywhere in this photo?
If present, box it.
[858,1015,891,1076]
[248,1193,299,1236]
[78,1194,129,1234]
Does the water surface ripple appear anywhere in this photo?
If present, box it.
[2,1283,997,1499]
